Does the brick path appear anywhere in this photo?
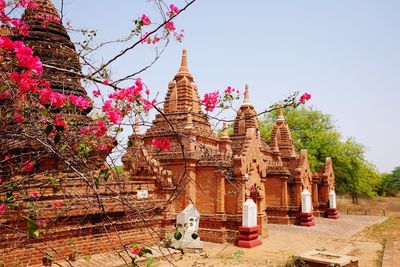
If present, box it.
[44,215,386,267]
[382,240,400,267]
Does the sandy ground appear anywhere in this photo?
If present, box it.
[49,215,387,267]
[153,215,386,267]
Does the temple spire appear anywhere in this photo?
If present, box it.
[221,122,229,139]
[277,106,285,121]
[242,83,252,106]
[134,116,141,135]
[178,48,190,74]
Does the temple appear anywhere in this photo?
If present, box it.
[0,1,338,265]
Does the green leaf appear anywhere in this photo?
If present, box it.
[146,257,154,267]
[174,231,182,241]
[27,218,40,238]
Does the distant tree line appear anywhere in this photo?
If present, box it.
[260,106,400,203]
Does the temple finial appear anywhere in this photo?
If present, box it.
[178,48,190,74]
[221,122,229,139]
[242,83,251,106]
[277,105,285,121]
[134,116,141,135]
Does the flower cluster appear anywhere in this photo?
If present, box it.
[202,91,219,112]
[174,29,184,42]
[35,13,61,28]
[0,0,37,36]
[80,119,108,137]
[164,21,176,32]
[167,4,180,17]
[0,203,6,216]
[140,14,151,26]
[141,32,160,45]
[299,93,311,104]
[151,138,171,152]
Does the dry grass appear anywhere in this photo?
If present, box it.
[338,195,400,266]
[337,195,400,216]
[361,216,400,242]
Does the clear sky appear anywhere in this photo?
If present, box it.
[55,0,400,173]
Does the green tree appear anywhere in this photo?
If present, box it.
[380,167,400,196]
[260,106,383,201]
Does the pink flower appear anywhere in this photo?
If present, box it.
[10,18,29,36]
[151,138,171,152]
[13,113,26,123]
[96,119,108,137]
[54,115,67,130]
[0,90,11,100]
[152,35,160,44]
[170,4,180,14]
[102,100,113,112]
[174,30,184,42]
[13,41,43,74]
[0,203,6,216]
[141,14,151,26]
[39,88,67,108]
[132,247,141,255]
[52,200,62,208]
[103,79,109,86]
[141,98,156,111]
[17,0,38,9]
[93,90,101,97]
[97,144,108,151]
[0,36,15,50]
[22,160,34,172]
[37,220,46,228]
[202,91,219,112]
[10,71,39,93]
[167,4,180,17]
[69,94,91,111]
[299,93,311,104]
[224,86,235,94]
[165,21,175,32]
[106,109,122,124]
[31,191,40,200]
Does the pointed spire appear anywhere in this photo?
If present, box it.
[221,122,229,139]
[178,49,190,74]
[134,116,141,135]
[173,48,193,83]
[277,105,285,121]
[242,83,252,106]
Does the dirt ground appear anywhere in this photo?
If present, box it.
[153,215,386,267]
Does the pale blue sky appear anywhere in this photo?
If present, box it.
[57,0,400,173]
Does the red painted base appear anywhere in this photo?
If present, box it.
[237,226,262,248]
[299,212,315,227]
[326,208,340,219]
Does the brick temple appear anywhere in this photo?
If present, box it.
[0,0,338,265]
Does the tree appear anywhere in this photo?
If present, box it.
[380,167,400,196]
[260,106,383,201]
